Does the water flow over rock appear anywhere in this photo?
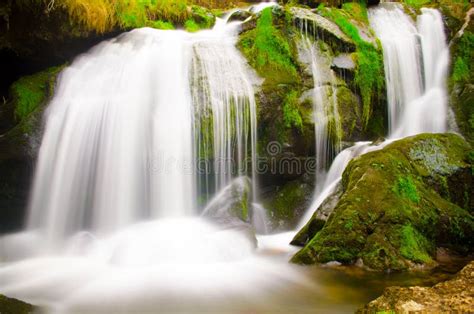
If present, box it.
[369,4,449,138]
[297,18,342,192]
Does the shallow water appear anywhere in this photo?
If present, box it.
[1,224,465,313]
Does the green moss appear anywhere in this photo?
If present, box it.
[185,19,200,32]
[239,7,298,85]
[269,180,308,221]
[320,6,384,127]
[399,224,432,263]
[149,20,175,29]
[292,134,473,271]
[0,294,32,314]
[392,176,420,203]
[402,0,432,9]
[450,31,474,85]
[190,5,215,29]
[341,2,368,24]
[450,31,474,143]
[282,90,303,131]
[11,66,63,122]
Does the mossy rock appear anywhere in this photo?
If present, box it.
[291,181,343,246]
[358,261,474,313]
[449,27,474,145]
[291,133,474,271]
[0,66,62,233]
[262,175,314,230]
[202,176,252,222]
[0,295,33,314]
[290,7,356,53]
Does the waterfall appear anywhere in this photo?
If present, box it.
[191,29,258,203]
[297,20,342,190]
[369,4,449,138]
[22,19,259,249]
[298,5,450,227]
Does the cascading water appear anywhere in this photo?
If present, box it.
[23,16,260,250]
[298,4,451,227]
[27,29,198,247]
[297,20,342,191]
[191,23,258,202]
[0,6,310,312]
[369,4,449,138]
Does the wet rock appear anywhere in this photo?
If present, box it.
[291,133,474,271]
[201,176,252,222]
[290,7,356,53]
[0,294,33,314]
[332,53,355,71]
[291,182,343,246]
[358,261,474,313]
[228,9,252,22]
[262,174,314,231]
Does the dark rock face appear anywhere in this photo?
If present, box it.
[291,182,343,246]
[228,9,252,22]
[291,134,474,271]
[0,66,61,233]
[358,261,474,313]
[261,174,315,231]
[0,294,33,314]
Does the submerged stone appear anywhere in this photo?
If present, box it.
[202,176,252,223]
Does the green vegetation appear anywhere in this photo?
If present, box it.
[267,180,311,223]
[185,19,200,32]
[184,5,215,32]
[450,32,473,85]
[17,0,220,32]
[292,134,474,271]
[450,30,474,144]
[0,295,32,314]
[392,176,420,203]
[282,90,303,131]
[399,224,432,263]
[11,66,63,122]
[239,7,298,85]
[319,4,384,127]
[401,0,432,9]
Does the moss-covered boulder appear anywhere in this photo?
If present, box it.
[0,295,33,314]
[262,174,315,230]
[0,66,62,233]
[291,181,343,245]
[291,133,474,271]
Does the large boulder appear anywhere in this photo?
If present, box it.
[291,133,474,271]
[0,294,32,314]
[358,261,474,313]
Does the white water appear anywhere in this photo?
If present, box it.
[191,27,258,201]
[0,10,310,312]
[369,4,449,138]
[0,2,455,312]
[298,5,450,227]
[297,20,342,191]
